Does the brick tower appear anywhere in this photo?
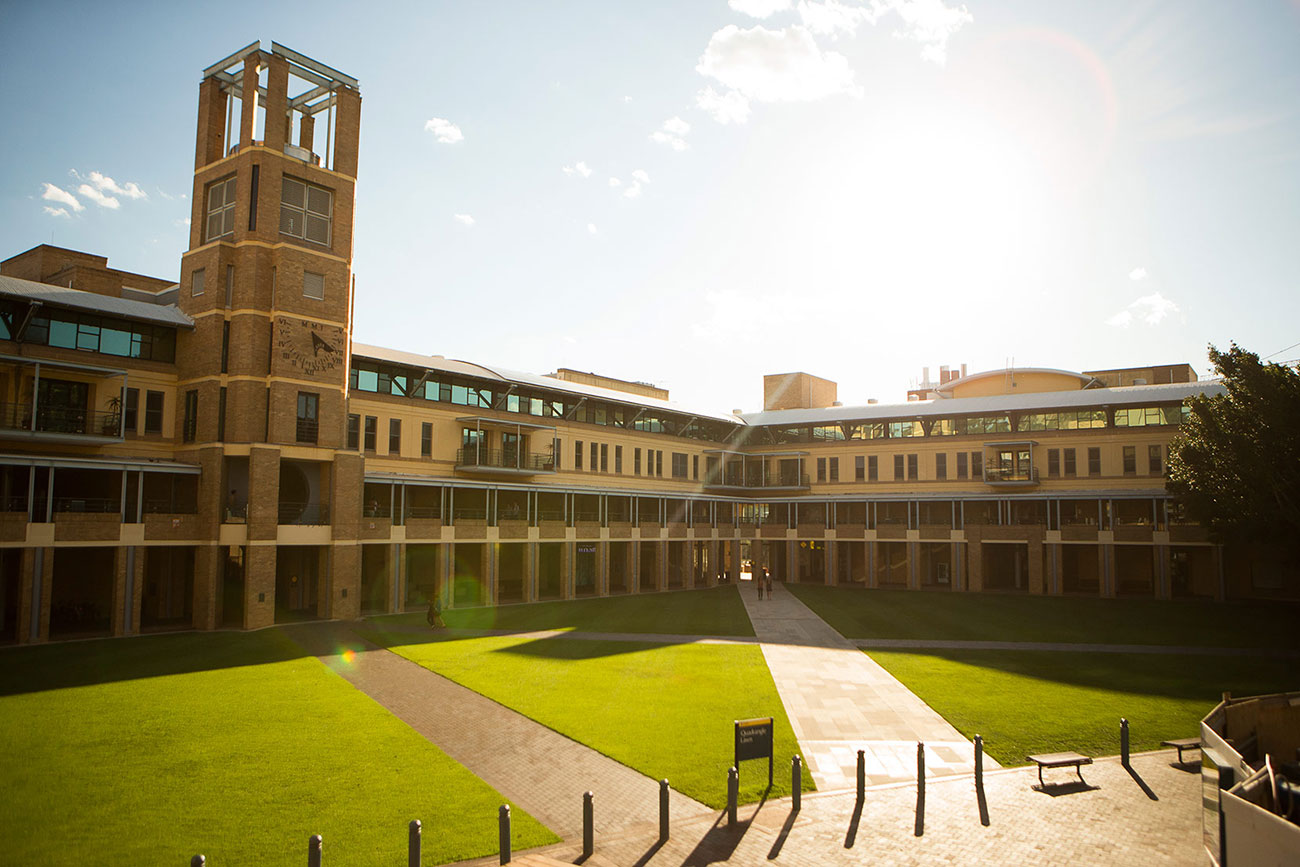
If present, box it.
[177,42,363,629]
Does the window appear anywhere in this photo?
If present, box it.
[1088,447,1101,476]
[957,452,968,479]
[1048,448,1060,477]
[907,454,918,481]
[303,271,325,300]
[615,445,623,474]
[1064,448,1076,477]
[589,441,597,471]
[17,306,176,362]
[553,437,561,469]
[389,419,401,454]
[280,177,332,245]
[347,414,360,450]
[1016,410,1106,432]
[124,388,139,433]
[1123,445,1136,475]
[829,457,839,482]
[935,453,947,480]
[817,458,827,482]
[894,454,904,480]
[182,390,198,443]
[205,175,237,242]
[225,265,234,306]
[601,444,608,473]
[656,450,664,477]
[971,451,983,479]
[364,416,377,451]
[296,392,318,444]
[672,453,688,479]
[575,441,583,470]
[422,423,433,458]
[1148,444,1162,475]
[855,455,865,481]
[144,391,164,434]
[634,448,641,475]
[1113,405,1189,428]
[217,386,227,441]
[191,268,205,297]
[220,320,230,373]
[868,455,878,482]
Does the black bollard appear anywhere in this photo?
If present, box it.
[727,767,739,828]
[915,742,926,837]
[409,819,421,867]
[659,779,670,842]
[308,834,323,867]
[583,791,594,858]
[856,749,865,802]
[191,857,205,867]
[498,805,511,866]
[792,755,802,812]
[974,735,984,786]
[1121,718,1130,766]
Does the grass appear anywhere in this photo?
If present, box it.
[870,648,1298,767]
[372,584,755,636]
[359,627,813,809]
[786,584,1300,648]
[0,630,557,866]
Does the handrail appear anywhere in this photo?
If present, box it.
[456,448,554,471]
[0,402,122,437]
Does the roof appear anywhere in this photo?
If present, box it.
[739,380,1224,426]
[350,342,741,424]
[933,367,1097,396]
[0,274,194,329]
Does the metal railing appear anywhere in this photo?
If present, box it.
[453,507,487,521]
[279,502,329,525]
[455,448,555,472]
[704,472,811,489]
[144,499,199,515]
[0,402,122,437]
[52,497,120,514]
[295,418,319,444]
[403,505,441,519]
[983,467,1039,483]
[1,495,27,513]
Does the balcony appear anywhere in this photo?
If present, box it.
[0,402,123,442]
[279,502,330,525]
[295,418,319,445]
[455,448,556,476]
[983,466,1039,487]
[702,472,811,493]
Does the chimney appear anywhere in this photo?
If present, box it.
[961,363,968,378]
[940,364,950,383]
[922,366,930,385]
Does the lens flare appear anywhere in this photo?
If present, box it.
[341,648,357,665]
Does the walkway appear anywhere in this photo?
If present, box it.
[287,624,710,840]
[739,582,997,791]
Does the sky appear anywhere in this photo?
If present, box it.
[2,0,1298,414]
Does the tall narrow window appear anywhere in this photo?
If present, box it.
[1122,445,1136,475]
[656,450,664,477]
[225,265,235,307]
[217,386,227,441]
[575,441,583,470]
[124,388,139,433]
[1064,448,1076,477]
[422,423,433,458]
[693,454,699,480]
[868,455,878,482]
[935,453,947,480]
[817,457,827,482]
[347,414,360,450]
[971,451,983,479]
[894,454,904,480]
[615,445,623,473]
[829,457,839,482]
[1048,448,1060,477]
[553,437,561,469]
[205,175,237,242]
[182,390,198,443]
[634,448,642,475]
[281,177,333,245]
[855,455,865,481]
[672,453,688,479]
[389,419,402,454]
[907,454,918,481]
[1088,447,1101,476]
[191,268,206,297]
[600,443,608,472]
[957,451,968,479]
[364,416,377,451]
[296,392,319,444]
[221,321,230,373]
[248,165,259,231]
[1148,444,1162,475]
[145,390,164,435]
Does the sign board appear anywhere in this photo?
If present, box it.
[735,717,774,786]
[577,544,596,555]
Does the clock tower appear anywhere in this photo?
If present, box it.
[178,42,363,630]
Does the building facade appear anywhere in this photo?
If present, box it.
[0,43,1287,646]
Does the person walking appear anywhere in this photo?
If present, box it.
[755,565,764,600]
[765,567,774,599]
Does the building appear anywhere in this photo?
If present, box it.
[0,42,1289,646]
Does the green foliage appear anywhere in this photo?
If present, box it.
[1168,343,1300,553]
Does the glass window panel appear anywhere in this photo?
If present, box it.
[356,369,378,391]
[306,186,331,215]
[281,178,305,207]
[48,319,76,348]
[100,327,130,356]
[305,214,330,244]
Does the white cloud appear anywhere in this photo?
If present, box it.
[84,171,146,199]
[1129,267,1148,281]
[77,184,120,209]
[696,86,752,125]
[651,116,691,151]
[881,0,973,67]
[608,177,622,187]
[631,169,651,184]
[623,95,633,103]
[454,213,475,226]
[729,0,792,18]
[623,169,651,199]
[797,0,871,37]
[424,117,464,144]
[41,183,83,212]
[696,25,861,104]
[43,206,70,218]
[1107,292,1180,328]
[562,161,592,178]
[587,223,598,235]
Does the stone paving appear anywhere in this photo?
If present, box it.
[739,582,997,791]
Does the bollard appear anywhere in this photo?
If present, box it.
[792,755,802,812]
[498,805,511,866]
[917,742,925,790]
[974,735,984,786]
[856,749,865,802]
[191,857,205,867]
[1121,718,1130,766]
[308,834,323,867]
[727,767,739,828]
[408,819,421,867]
[583,791,594,858]
[659,779,670,842]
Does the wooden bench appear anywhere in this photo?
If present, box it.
[1161,737,1201,764]
[1026,752,1093,787]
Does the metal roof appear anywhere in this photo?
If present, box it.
[739,381,1224,426]
[0,274,194,329]
[934,367,1098,395]
[350,342,742,425]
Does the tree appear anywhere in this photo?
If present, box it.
[1167,344,1300,557]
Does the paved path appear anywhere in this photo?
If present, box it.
[456,752,1202,866]
[287,624,711,840]
[739,582,997,792]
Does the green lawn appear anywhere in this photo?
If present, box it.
[371,584,755,636]
[870,648,1298,766]
[359,628,812,809]
[787,584,1300,648]
[0,631,556,866]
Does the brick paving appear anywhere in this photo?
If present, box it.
[455,752,1202,866]
[289,624,710,840]
[739,582,996,791]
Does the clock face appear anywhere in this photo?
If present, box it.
[275,316,344,377]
